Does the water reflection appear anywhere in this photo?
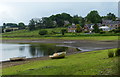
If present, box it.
[1,43,80,61]
[28,44,68,57]
[19,46,25,51]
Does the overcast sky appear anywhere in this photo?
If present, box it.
[0,0,119,26]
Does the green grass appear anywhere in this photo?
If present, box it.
[1,28,119,41]
[2,28,66,37]
[2,49,119,75]
[2,36,118,41]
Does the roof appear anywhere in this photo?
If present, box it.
[102,20,120,25]
[99,26,110,29]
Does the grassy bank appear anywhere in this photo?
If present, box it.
[2,48,119,75]
[1,28,119,41]
[2,36,118,41]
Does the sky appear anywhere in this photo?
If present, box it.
[0,0,119,26]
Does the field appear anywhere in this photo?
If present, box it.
[2,48,119,75]
[2,28,119,41]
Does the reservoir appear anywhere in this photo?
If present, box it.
[1,40,118,61]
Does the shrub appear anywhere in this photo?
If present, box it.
[50,30,56,34]
[110,29,119,33]
[115,48,120,56]
[61,29,67,35]
[39,30,48,35]
[51,30,61,34]
[108,30,113,33]
[84,31,89,33]
[108,50,114,58]
[114,29,120,33]
[75,24,82,33]
[5,29,13,32]
[93,24,100,33]
[99,31,106,34]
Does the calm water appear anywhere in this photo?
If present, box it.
[1,40,117,61]
[1,43,80,61]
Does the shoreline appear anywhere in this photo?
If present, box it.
[1,39,118,68]
[2,39,118,44]
[1,47,117,69]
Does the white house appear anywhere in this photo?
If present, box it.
[68,24,77,32]
[99,26,110,31]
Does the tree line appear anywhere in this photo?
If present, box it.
[3,22,26,29]
[28,10,117,31]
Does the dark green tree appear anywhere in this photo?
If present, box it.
[61,29,67,35]
[80,18,85,28]
[49,13,72,27]
[3,23,6,26]
[106,13,116,20]
[61,13,72,23]
[75,24,82,33]
[93,24,100,33]
[86,10,102,23]
[42,17,55,28]
[28,19,36,31]
[18,22,25,29]
[72,15,82,24]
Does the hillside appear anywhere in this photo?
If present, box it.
[2,28,119,41]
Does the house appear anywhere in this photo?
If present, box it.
[85,20,120,32]
[68,24,76,32]
[84,24,95,32]
[99,26,110,31]
[3,23,20,32]
[83,25,89,31]
[102,19,120,30]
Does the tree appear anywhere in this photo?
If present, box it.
[18,22,25,29]
[49,13,72,27]
[72,15,82,24]
[61,29,67,35]
[93,24,100,33]
[54,14,64,27]
[5,23,17,27]
[42,17,55,28]
[75,24,82,33]
[61,13,72,23]
[106,13,116,20]
[28,19,36,31]
[61,29,66,35]
[3,23,6,26]
[80,18,85,28]
[86,10,102,23]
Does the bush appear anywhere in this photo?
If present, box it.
[51,30,56,34]
[39,30,48,35]
[61,29,67,35]
[114,29,120,33]
[115,48,120,56]
[108,50,114,58]
[108,30,113,33]
[84,31,89,33]
[75,24,82,33]
[51,30,61,34]
[5,29,13,32]
[109,29,120,33]
[99,31,106,34]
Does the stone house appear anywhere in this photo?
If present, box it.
[68,24,76,32]
[102,19,120,30]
